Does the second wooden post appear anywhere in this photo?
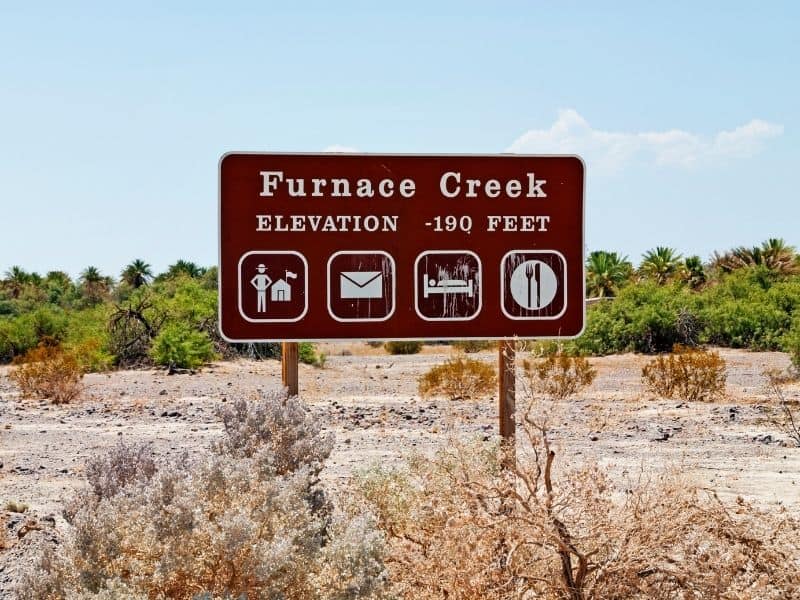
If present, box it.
[498,340,516,465]
[282,341,299,397]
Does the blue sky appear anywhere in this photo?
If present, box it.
[1,1,798,278]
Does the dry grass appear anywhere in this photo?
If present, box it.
[642,345,726,402]
[418,354,497,400]
[765,368,800,447]
[522,353,597,400]
[8,342,83,403]
[357,355,800,599]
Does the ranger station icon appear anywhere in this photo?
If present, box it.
[238,251,308,323]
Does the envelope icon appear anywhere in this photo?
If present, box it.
[340,271,383,299]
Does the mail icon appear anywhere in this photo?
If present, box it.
[339,271,383,299]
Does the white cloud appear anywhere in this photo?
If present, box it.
[321,144,359,153]
[507,109,783,174]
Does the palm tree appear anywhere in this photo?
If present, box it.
[80,266,111,304]
[163,260,205,279]
[585,251,633,298]
[44,270,75,303]
[121,259,153,288]
[681,256,706,289]
[639,247,683,285]
[711,238,798,276]
[760,238,798,275]
[3,266,32,298]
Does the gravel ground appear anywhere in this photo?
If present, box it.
[0,345,798,595]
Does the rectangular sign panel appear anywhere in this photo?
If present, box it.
[219,153,585,341]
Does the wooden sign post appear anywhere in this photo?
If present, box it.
[498,340,516,466]
[281,342,299,396]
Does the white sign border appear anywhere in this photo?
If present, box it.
[218,152,587,343]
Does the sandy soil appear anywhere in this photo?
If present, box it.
[0,345,799,594]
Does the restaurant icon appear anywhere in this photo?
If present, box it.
[501,251,567,320]
[415,251,481,321]
[328,251,395,322]
[238,251,308,322]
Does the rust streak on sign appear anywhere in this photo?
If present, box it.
[219,153,585,341]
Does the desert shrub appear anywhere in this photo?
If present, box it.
[451,339,495,353]
[357,418,800,598]
[696,269,798,350]
[0,306,69,362]
[522,353,597,400]
[85,441,158,500]
[572,282,694,355]
[151,275,217,329]
[783,315,800,372]
[299,341,327,367]
[384,341,422,355]
[19,392,387,600]
[765,369,800,447]
[9,342,83,403]
[213,392,334,475]
[4,500,29,513]
[108,292,165,367]
[149,322,215,369]
[66,337,114,373]
[62,305,114,372]
[642,344,726,401]
[700,300,789,350]
[359,365,796,598]
[418,355,496,400]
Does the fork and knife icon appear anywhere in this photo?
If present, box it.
[524,261,541,309]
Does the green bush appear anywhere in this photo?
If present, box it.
[0,306,69,362]
[63,305,114,371]
[784,316,800,371]
[384,341,423,355]
[149,322,216,369]
[299,342,326,367]
[695,270,796,350]
[571,283,694,355]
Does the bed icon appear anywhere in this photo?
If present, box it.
[422,273,474,298]
[414,250,482,321]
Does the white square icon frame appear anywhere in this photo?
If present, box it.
[237,250,309,323]
[327,250,396,322]
[414,250,482,322]
[500,249,568,320]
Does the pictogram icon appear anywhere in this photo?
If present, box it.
[328,251,395,322]
[238,251,308,322]
[415,251,481,321]
[501,250,567,320]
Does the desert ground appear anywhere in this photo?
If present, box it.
[0,345,799,594]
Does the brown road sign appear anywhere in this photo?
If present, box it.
[219,153,585,342]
